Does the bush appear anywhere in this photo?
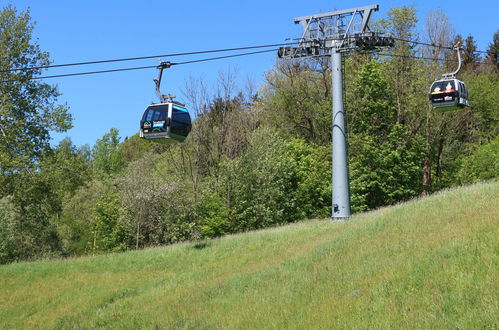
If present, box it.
[456,137,499,184]
[350,125,426,211]
[0,196,20,264]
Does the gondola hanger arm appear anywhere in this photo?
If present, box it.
[442,42,462,79]
[154,61,176,103]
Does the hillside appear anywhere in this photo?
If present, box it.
[0,182,497,329]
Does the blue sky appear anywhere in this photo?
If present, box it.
[6,0,498,147]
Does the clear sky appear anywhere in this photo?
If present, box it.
[5,0,498,148]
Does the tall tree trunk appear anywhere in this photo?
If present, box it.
[422,107,433,196]
[136,223,140,250]
[422,155,432,196]
[92,232,97,256]
[436,137,445,187]
[396,92,403,124]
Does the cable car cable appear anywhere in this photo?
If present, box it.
[171,49,278,66]
[27,65,157,80]
[1,42,297,73]
[2,38,489,75]
[26,49,278,80]
[1,38,489,82]
[14,49,486,82]
[376,52,486,65]
[390,37,489,55]
[390,37,453,50]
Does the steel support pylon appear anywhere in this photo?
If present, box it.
[278,4,392,222]
[331,49,351,220]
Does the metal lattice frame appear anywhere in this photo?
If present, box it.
[279,5,394,58]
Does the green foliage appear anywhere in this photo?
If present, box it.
[39,138,92,212]
[0,139,91,261]
[0,196,20,264]
[486,30,499,71]
[0,6,72,196]
[465,72,499,141]
[456,138,499,184]
[350,125,426,211]
[349,60,396,137]
[197,191,229,238]
[91,192,128,253]
[59,180,107,255]
[190,94,255,178]
[257,60,332,144]
[379,6,418,40]
[221,128,300,231]
[119,152,198,247]
[59,179,130,255]
[119,134,154,163]
[92,128,125,179]
[462,35,480,72]
[283,138,331,219]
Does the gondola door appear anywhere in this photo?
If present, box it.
[169,104,191,142]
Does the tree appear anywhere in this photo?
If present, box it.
[486,30,499,71]
[257,59,332,144]
[220,128,302,231]
[348,60,396,138]
[38,138,92,214]
[92,128,125,178]
[1,138,91,261]
[184,70,256,182]
[0,6,72,196]
[118,153,190,249]
[0,196,21,264]
[350,125,426,211]
[424,9,454,61]
[379,5,420,125]
[462,35,480,73]
[456,137,499,184]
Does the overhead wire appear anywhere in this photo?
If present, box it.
[1,36,491,82]
[1,42,297,73]
[391,36,453,50]
[28,49,278,80]
[3,37,489,74]
[390,36,489,56]
[375,52,487,65]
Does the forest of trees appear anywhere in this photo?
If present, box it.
[0,5,497,264]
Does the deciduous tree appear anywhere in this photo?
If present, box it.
[0,6,72,196]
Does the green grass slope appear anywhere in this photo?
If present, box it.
[1,182,498,329]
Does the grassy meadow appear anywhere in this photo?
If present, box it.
[0,181,497,329]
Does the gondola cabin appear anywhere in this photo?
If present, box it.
[140,101,191,142]
[429,78,470,110]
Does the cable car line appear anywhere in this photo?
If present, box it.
[3,37,489,75]
[29,65,157,80]
[172,49,278,66]
[376,52,486,64]
[2,42,297,73]
[390,37,453,50]
[390,37,488,54]
[25,49,278,80]
[2,36,489,83]
[10,49,486,82]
